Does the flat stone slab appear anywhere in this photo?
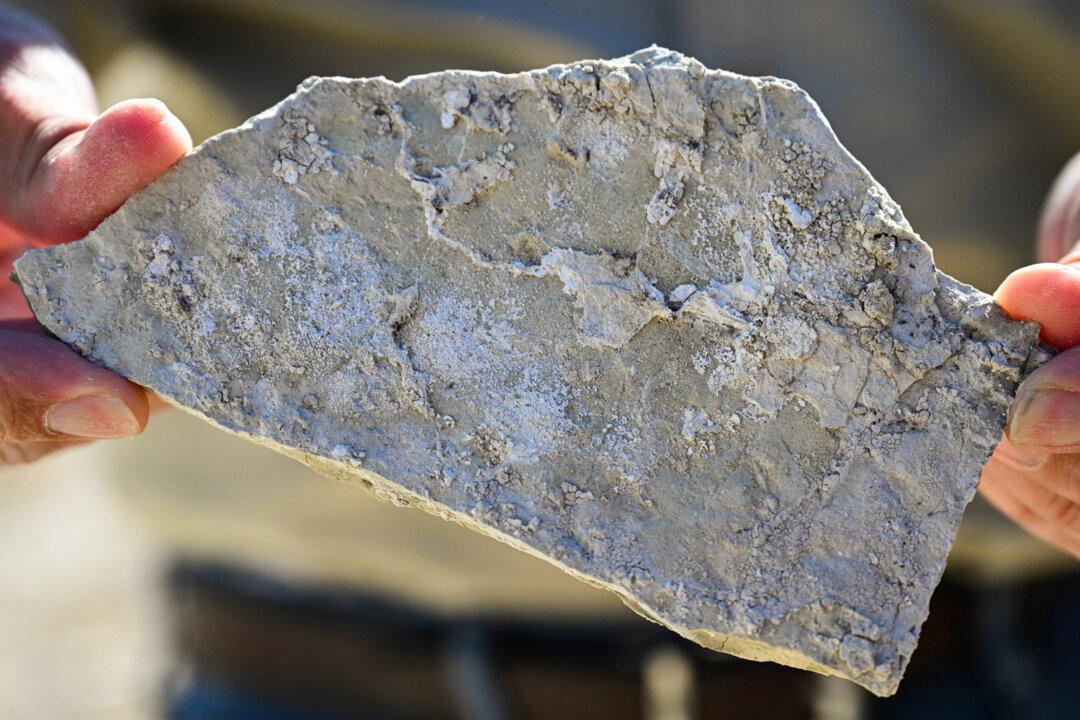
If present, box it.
[15,47,1042,695]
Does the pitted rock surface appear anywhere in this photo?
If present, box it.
[15,47,1043,695]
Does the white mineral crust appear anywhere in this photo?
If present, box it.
[14,47,1043,695]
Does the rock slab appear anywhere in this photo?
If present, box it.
[15,48,1043,695]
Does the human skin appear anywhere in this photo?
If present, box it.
[1,11,1078,563]
[0,9,190,462]
[982,151,1080,560]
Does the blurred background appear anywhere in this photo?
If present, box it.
[1,0,1079,718]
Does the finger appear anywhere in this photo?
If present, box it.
[990,460,1080,538]
[1005,345,1080,448]
[980,469,1080,560]
[984,440,1080,535]
[1039,152,1080,263]
[11,98,192,244]
[996,151,1080,350]
[991,437,1080,507]
[994,263,1080,349]
[1,9,96,239]
[0,329,147,442]
[0,10,191,244]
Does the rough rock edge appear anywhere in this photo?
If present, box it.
[13,46,1046,696]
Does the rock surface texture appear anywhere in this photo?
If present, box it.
[15,48,1043,695]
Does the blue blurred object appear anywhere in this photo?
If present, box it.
[172,676,365,720]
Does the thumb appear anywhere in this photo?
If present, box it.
[0,9,191,245]
[994,151,1080,349]
[993,152,1080,447]
[0,328,148,443]
[1005,345,1080,449]
[11,98,192,245]
[994,263,1080,350]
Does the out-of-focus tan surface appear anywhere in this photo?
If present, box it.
[0,0,1078,715]
[0,446,167,720]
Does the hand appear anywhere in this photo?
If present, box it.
[0,10,190,463]
[981,151,1080,558]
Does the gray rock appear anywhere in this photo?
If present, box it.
[14,47,1042,695]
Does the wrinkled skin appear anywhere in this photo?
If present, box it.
[983,152,1080,560]
[0,9,189,462]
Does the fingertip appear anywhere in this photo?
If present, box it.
[77,97,192,187]
[0,330,148,441]
[24,98,192,243]
[107,97,170,124]
[94,98,193,157]
[1007,346,1080,448]
[110,374,150,433]
[45,393,143,439]
[995,263,1080,349]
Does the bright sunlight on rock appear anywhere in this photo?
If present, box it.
[14,47,1046,696]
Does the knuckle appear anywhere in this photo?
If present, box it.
[1044,493,1080,536]
[1041,455,1080,502]
[0,378,23,444]
[0,336,49,444]
[0,386,42,444]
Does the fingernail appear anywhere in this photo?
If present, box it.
[1007,387,1080,446]
[45,394,140,439]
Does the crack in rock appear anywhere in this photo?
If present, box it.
[13,46,1045,697]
